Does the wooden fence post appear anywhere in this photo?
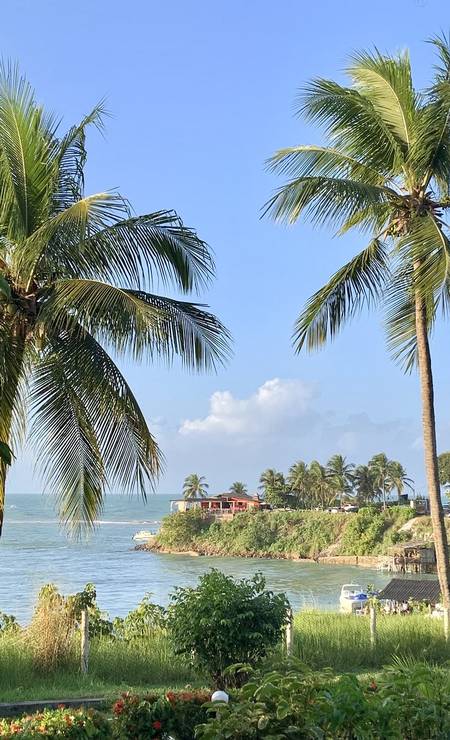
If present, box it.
[444,607,450,642]
[285,607,294,656]
[80,609,89,674]
[369,605,377,649]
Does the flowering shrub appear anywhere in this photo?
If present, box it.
[0,707,111,738]
[112,690,210,740]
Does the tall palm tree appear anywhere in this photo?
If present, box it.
[388,461,414,498]
[229,481,248,496]
[353,465,377,507]
[0,66,229,535]
[368,453,394,510]
[258,468,286,507]
[266,38,450,618]
[326,454,355,503]
[287,460,311,508]
[308,460,336,509]
[182,474,209,500]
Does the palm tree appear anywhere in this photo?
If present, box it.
[182,474,209,500]
[308,461,336,509]
[229,482,248,496]
[368,454,413,508]
[0,66,229,535]
[326,454,355,504]
[258,469,286,507]
[353,465,377,507]
[389,461,414,498]
[266,38,450,619]
[287,460,310,508]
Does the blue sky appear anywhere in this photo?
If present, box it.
[3,0,450,496]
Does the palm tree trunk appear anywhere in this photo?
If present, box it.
[415,295,450,634]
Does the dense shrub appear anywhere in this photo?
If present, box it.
[196,659,450,739]
[0,707,110,738]
[339,507,386,555]
[157,509,212,549]
[113,594,166,640]
[112,690,210,740]
[26,585,76,672]
[167,570,289,687]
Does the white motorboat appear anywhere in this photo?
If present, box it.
[132,530,154,542]
[339,583,368,613]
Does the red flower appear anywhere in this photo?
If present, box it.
[113,700,125,715]
[152,720,162,730]
[368,680,378,692]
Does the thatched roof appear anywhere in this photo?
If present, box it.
[378,578,441,603]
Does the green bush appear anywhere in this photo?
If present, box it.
[112,689,211,740]
[0,707,111,738]
[339,507,386,555]
[167,570,289,687]
[196,659,450,739]
[113,594,166,640]
[157,509,212,549]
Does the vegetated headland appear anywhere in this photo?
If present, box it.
[138,506,444,566]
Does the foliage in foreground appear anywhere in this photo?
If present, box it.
[197,659,450,739]
[167,570,289,687]
[0,707,111,739]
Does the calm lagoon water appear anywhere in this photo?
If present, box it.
[0,494,392,623]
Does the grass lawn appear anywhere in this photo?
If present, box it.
[1,611,448,702]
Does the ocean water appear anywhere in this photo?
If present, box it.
[0,494,392,623]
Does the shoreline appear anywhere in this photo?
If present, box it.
[136,542,382,569]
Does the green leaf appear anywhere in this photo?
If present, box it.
[0,441,13,465]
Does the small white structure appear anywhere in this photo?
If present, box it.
[132,530,154,542]
[339,584,368,613]
[211,690,229,703]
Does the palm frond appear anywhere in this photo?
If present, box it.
[298,78,405,173]
[0,62,56,238]
[29,348,106,537]
[40,327,161,499]
[347,49,417,148]
[294,238,389,352]
[264,174,391,228]
[50,102,108,210]
[42,279,231,371]
[267,145,386,185]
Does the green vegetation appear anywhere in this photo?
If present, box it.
[0,67,229,535]
[167,570,289,687]
[154,506,420,558]
[292,611,450,672]
[197,658,450,739]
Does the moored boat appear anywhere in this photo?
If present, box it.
[339,583,368,613]
[132,530,154,542]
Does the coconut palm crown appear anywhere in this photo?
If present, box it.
[266,37,450,609]
[0,65,229,535]
[182,474,209,500]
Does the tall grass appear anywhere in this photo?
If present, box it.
[293,611,450,671]
[0,630,199,702]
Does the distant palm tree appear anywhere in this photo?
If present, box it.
[182,474,209,500]
[0,65,229,535]
[389,461,414,498]
[308,461,335,509]
[258,469,286,507]
[229,482,248,496]
[368,454,413,508]
[353,465,377,507]
[266,37,450,611]
[287,460,310,508]
[326,454,355,503]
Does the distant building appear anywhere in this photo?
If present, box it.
[378,578,441,608]
[170,493,268,519]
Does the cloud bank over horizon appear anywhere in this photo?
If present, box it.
[8,377,431,497]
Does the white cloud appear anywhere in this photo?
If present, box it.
[179,378,315,436]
